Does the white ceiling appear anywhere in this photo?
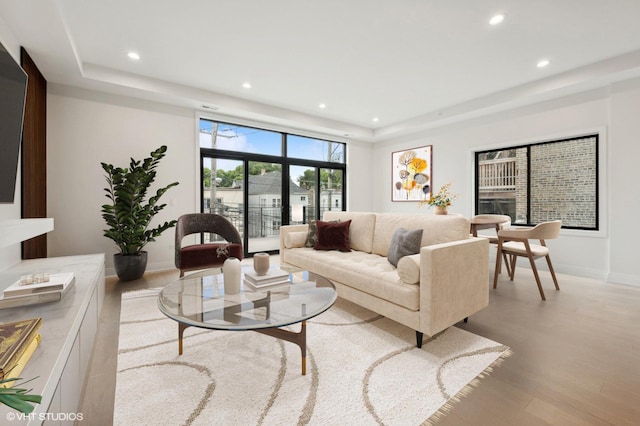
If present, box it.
[3,0,640,142]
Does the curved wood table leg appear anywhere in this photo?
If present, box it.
[256,321,307,375]
[178,323,190,355]
[176,321,308,375]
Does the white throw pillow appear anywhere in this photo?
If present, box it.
[397,254,420,285]
[284,231,309,248]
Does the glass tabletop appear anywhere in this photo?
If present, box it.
[158,267,337,331]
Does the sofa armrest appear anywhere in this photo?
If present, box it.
[419,237,489,336]
[279,224,309,265]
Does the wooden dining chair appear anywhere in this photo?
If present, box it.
[493,220,562,301]
[470,214,513,275]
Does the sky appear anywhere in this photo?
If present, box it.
[198,120,344,184]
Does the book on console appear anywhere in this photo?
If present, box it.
[244,269,290,285]
[0,333,41,388]
[0,318,42,380]
[0,276,75,310]
[3,272,74,297]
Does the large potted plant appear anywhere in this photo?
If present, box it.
[101,145,179,281]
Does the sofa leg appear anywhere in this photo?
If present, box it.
[464,317,468,323]
[416,331,423,348]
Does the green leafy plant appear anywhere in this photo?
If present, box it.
[0,376,42,414]
[101,145,179,255]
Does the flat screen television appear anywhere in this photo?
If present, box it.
[0,41,28,203]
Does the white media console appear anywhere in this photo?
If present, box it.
[0,254,105,425]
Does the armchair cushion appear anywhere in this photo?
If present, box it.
[179,243,243,271]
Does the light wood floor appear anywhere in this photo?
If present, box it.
[78,264,640,425]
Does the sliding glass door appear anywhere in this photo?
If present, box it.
[247,161,282,252]
[199,118,347,256]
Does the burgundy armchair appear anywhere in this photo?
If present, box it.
[175,213,243,277]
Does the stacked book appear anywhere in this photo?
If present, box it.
[0,318,42,388]
[0,272,75,309]
[244,269,290,290]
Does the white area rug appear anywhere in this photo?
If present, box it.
[115,288,509,425]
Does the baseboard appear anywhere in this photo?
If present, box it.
[105,260,175,278]
[487,255,607,281]
[606,272,640,287]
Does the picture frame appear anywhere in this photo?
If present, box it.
[392,145,432,202]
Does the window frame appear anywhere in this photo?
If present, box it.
[473,131,603,233]
[197,116,347,255]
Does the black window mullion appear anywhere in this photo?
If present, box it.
[315,167,321,220]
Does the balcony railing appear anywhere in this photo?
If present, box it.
[478,158,516,192]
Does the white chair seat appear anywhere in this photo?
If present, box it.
[502,241,549,257]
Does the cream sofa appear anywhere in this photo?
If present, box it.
[279,211,489,347]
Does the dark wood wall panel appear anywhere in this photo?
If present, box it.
[20,47,48,259]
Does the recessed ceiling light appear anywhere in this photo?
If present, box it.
[372,117,379,123]
[242,82,251,89]
[489,14,505,25]
[127,51,140,60]
[319,103,327,109]
[537,59,550,68]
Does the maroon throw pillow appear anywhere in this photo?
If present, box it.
[314,220,352,252]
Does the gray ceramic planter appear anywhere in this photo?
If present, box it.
[114,252,148,281]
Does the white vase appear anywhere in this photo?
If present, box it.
[223,257,241,294]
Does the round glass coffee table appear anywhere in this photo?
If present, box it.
[158,267,336,375]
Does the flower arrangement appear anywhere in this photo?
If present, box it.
[421,182,458,208]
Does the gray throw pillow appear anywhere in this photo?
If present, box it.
[387,228,423,267]
[304,220,319,247]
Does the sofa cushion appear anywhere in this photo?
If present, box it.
[372,213,470,256]
[284,231,308,248]
[322,211,376,253]
[397,254,420,285]
[387,228,423,267]
[314,220,352,252]
[282,248,419,310]
[304,220,320,247]
[179,243,243,271]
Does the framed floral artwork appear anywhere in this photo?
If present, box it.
[392,145,432,201]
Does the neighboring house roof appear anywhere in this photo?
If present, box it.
[246,171,308,196]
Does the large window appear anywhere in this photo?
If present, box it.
[475,134,598,230]
[199,118,347,254]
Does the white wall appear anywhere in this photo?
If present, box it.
[346,139,374,211]
[47,86,196,275]
[608,79,640,284]
[46,85,374,275]
[372,81,640,285]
